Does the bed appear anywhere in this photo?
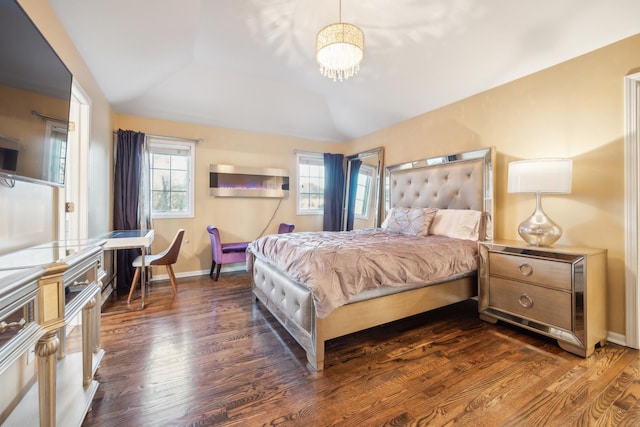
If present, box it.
[248,147,495,371]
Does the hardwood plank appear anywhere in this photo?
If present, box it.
[553,350,640,426]
[81,273,640,427]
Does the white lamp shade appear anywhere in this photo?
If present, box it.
[316,23,364,81]
[507,158,573,194]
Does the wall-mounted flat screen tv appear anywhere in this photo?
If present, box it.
[0,0,73,187]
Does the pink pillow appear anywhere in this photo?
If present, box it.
[382,207,437,237]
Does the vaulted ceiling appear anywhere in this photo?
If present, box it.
[50,0,640,143]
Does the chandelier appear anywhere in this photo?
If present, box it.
[316,0,364,82]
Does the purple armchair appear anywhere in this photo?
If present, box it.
[207,226,249,281]
[278,223,295,233]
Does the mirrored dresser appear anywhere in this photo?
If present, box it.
[0,239,105,426]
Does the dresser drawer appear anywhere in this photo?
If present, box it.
[488,277,572,330]
[489,252,572,291]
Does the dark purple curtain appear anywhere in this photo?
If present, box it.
[113,129,145,290]
[323,153,345,231]
[346,159,362,231]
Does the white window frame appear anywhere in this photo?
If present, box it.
[296,152,325,215]
[148,137,195,219]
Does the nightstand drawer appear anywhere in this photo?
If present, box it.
[488,277,572,330]
[489,252,572,291]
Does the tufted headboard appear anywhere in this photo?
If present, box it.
[385,147,495,238]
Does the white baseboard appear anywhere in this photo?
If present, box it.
[148,263,247,282]
[607,331,626,347]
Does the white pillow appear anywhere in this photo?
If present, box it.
[429,209,482,241]
[382,207,437,237]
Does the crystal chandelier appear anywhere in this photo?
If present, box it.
[316,0,364,82]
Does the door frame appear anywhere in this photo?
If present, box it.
[58,82,91,241]
[624,72,640,349]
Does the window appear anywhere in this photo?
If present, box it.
[354,164,375,219]
[297,152,325,214]
[148,137,194,218]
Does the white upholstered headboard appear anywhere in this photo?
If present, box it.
[385,147,495,237]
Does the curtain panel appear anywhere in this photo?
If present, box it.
[323,153,345,231]
[113,129,145,289]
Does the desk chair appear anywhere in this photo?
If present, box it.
[278,223,295,233]
[207,226,249,281]
[128,229,185,303]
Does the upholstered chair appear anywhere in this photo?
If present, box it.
[278,223,295,233]
[207,226,249,281]
[128,228,185,303]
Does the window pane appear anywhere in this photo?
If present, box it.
[310,165,323,178]
[171,155,188,171]
[310,194,323,210]
[170,191,187,211]
[299,176,311,193]
[299,195,310,210]
[153,153,171,169]
[171,170,188,191]
[153,169,170,191]
[311,177,324,193]
[152,190,170,211]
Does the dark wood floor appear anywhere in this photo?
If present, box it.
[82,273,640,427]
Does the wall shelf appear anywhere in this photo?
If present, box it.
[209,164,289,198]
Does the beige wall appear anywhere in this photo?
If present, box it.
[347,33,640,335]
[0,180,54,254]
[114,114,343,276]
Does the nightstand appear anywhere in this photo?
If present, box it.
[478,240,607,357]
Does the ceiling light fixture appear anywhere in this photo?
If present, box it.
[316,0,364,82]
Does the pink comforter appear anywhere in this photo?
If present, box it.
[247,229,478,318]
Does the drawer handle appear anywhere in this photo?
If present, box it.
[518,294,534,308]
[518,263,533,276]
[0,318,26,332]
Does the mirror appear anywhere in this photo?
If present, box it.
[343,147,384,231]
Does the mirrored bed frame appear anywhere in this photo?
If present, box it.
[250,147,495,371]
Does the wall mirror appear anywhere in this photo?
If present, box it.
[343,147,384,231]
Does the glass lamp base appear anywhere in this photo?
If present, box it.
[518,194,562,246]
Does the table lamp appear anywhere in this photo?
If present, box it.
[507,158,573,246]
